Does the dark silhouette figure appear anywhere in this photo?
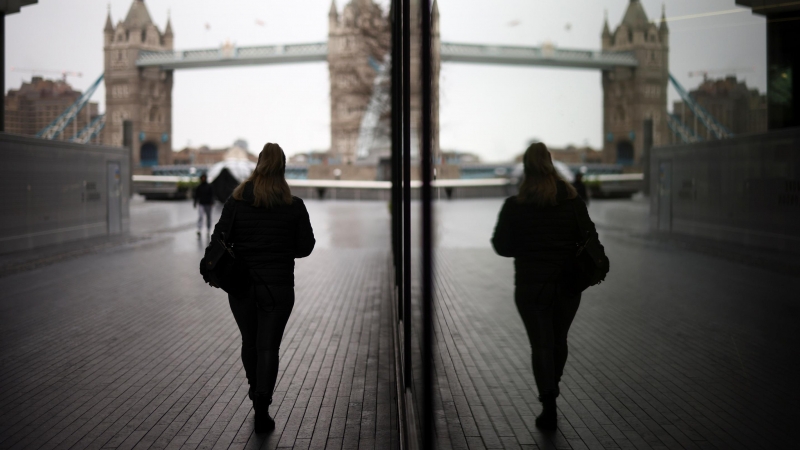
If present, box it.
[573,172,590,204]
[211,166,245,203]
[491,142,601,430]
[193,174,215,236]
[205,143,315,433]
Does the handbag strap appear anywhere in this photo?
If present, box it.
[224,201,238,244]
[569,200,590,251]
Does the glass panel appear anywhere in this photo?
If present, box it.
[424,1,793,449]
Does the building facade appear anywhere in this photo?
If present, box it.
[672,76,767,139]
[103,0,173,168]
[4,77,100,142]
[602,0,669,167]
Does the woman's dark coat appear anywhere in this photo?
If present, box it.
[492,181,601,285]
[207,183,315,286]
[193,181,215,206]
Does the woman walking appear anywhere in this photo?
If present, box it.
[491,142,602,430]
[204,143,315,433]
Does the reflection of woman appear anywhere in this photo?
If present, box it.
[491,142,601,430]
[206,143,315,433]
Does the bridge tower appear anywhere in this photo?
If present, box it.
[103,0,173,169]
[602,0,669,167]
[327,0,440,163]
[328,0,391,163]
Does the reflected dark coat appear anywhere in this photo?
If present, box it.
[207,183,315,286]
[491,181,600,285]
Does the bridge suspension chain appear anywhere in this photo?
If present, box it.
[355,54,391,160]
[667,114,702,144]
[668,73,733,140]
[70,113,107,144]
[37,73,105,140]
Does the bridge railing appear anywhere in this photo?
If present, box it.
[440,42,638,69]
[137,43,329,69]
[136,40,640,71]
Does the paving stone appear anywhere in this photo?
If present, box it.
[426,199,800,449]
[0,201,399,449]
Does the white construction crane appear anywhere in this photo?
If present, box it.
[687,67,754,80]
[10,67,83,83]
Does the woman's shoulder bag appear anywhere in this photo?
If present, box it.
[200,202,252,297]
[563,200,610,292]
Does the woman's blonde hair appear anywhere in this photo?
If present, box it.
[232,142,293,208]
[517,142,577,206]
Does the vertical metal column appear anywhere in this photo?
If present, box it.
[1,12,5,133]
[123,121,134,197]
[419,0,434,447]
[391,0,403,316]
[401,0,412,389]
[642,119,653,196]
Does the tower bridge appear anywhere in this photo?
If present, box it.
[98,0,670,170]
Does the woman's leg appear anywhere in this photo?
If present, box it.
[515,283,558,399]
[197,206,205,233]
[228,290,259,395]
[553,289,581,390]
[255,285,295,399]
[203,204,213,231]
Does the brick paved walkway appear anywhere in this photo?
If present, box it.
[429,199,800,450]
[0,201,398,450]
[2,198,798,450]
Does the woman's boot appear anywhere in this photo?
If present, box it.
[248,385,256,402]
[535,395,557,430]
[253,394,275,433]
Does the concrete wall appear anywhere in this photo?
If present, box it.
[291,186,390,201]
[307,164,378,181]
[650,128,800,253]
[0,133,130,253]
[290,185,512,202]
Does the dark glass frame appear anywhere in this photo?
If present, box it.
[391,0,434,447]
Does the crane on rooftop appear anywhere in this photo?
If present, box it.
[10,67,83,83]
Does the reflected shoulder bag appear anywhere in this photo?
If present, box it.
[201,202,252,297]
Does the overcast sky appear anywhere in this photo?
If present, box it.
[6,0,766,162]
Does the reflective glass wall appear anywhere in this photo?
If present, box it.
[390,1,798,450]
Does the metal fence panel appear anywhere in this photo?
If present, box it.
[0,133,130,253]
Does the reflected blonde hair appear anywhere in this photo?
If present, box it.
[517,142,577,206]
[232,143,293,208]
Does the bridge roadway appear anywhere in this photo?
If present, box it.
[1,197,798,449]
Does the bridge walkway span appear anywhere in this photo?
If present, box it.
[135,42,638,71]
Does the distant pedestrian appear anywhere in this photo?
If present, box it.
[573,172,590,204]
[491,142,603,431]
[203,143,315,433]
[193,174,215,236]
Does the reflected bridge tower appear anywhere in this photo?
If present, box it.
[602,0,669,167]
